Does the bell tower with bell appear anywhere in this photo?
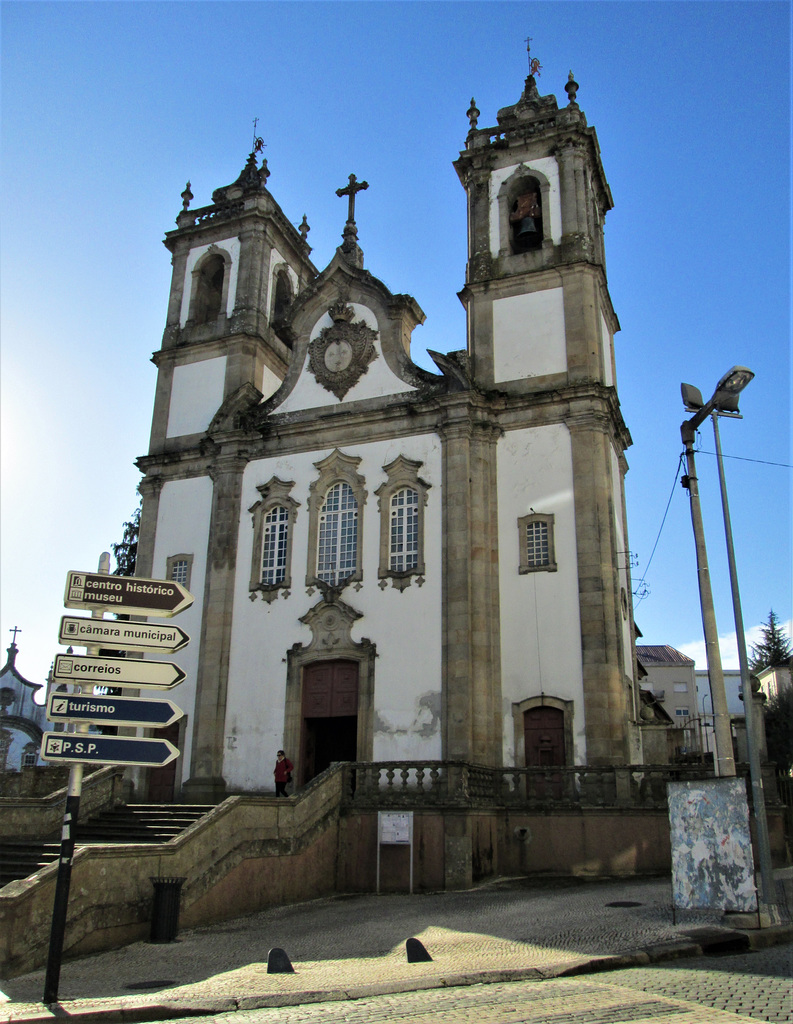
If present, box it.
[454,48,617,392]
[454,48,638,765]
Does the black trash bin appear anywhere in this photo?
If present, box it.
[149,876,186,943]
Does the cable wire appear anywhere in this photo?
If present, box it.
[632,452,685,605]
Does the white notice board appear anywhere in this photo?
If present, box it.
[377,811,414,892]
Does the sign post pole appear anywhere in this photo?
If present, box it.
[43,552,110,1005]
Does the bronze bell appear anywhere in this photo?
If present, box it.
[516,216,538,241]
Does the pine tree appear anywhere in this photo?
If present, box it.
[749,610,792,671]
[111,502,141,577]
[764,687,793,773]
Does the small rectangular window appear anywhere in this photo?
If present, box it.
[518,513,557,574]
[675,707,690,717]
[166,554,193,592]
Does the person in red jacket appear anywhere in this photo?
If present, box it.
[273,750,294,797]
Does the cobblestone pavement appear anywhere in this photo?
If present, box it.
[605,944,793,1023]
[146,945,792,1024]
[1,876,790,1023]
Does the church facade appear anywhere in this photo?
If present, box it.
[135,69,640,803]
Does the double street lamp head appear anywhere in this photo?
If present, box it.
[681,365,754,427]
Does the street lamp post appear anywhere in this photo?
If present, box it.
[680,365,777,917]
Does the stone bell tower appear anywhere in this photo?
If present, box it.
[454,60,638,765]
[146,150,317,454]
[136,149,318,802]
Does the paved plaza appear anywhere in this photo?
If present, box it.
[1,875,790,1024]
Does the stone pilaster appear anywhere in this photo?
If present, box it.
[568,412,630,764]
[182,449,247,802]
[440,403,502,765]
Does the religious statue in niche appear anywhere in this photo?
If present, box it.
[308,301,378,400]
[509,191,543,250]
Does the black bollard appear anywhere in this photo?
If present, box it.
[267,947,295,973]
[406,937,433,962]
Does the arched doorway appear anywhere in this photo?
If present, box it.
[524,705,565,799]
[300,660,359,785]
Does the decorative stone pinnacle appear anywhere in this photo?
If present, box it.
[181,181,193,210]
[299,214,310,242]
[467,97,480,131]
[565,72,579,107]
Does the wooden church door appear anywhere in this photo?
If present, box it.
[301,660,359,784]
[524,706,565,798]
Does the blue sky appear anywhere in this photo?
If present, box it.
[1,0,790,691]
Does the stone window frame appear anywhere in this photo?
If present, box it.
[517,512,557,574]
[306,450,366,591]
[186,246,233,325]
[270,262,295,323]
[511,695,575,768]
[166,553,194,592]
[249,478,300,602]
[375,455,431,591]
[496,165,553,258]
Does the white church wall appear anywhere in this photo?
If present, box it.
[496,423,586,765]
[600,311,614,387]
[275,303,416,414]
[489,156,562,254]
[148,475,214,776]
[221,434,443,791]
[492,288,567,384]
[166,356,227,437]
[260,363,282,402]
[179,236,240,326]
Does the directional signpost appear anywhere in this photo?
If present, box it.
[64,571,193,618]
[42,560,194,1005]
[59,616,190,653]
[41,732,179,768]
[47,692,183,729]
[52,653,186,690]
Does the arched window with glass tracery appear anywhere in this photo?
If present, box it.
[317,482,358,586]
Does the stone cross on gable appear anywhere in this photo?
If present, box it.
[9,626,21,645]
[336,174,369,225]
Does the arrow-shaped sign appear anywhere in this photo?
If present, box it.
[64,571,193,618]
[47,692,183,729]
[52,653,185,690]
[59,616,190,654]
[41,732,179,768]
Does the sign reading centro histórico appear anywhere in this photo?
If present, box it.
[63,571,193,617]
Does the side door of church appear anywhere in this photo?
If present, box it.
[524,706,565,799]
[300,660,359,785]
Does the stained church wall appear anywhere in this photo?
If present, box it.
[149,475,214,775]
[166,356,227,437]
[220,433,443,791]
[496,423,586,764]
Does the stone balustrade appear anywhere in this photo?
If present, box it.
[339,761,774,811]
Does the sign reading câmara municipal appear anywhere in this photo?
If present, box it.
[58,615,190,653]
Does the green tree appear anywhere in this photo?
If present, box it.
[111,502,141,577]
[749,610,792,671]
[764,686,793,773]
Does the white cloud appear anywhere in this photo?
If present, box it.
[676,620,792,671]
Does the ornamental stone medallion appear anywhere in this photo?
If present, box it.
[308,302,378,400]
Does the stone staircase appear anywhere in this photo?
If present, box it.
[0,804,213,887]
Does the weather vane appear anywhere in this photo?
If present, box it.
[252,117,265,154]
[525,36,542,77]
